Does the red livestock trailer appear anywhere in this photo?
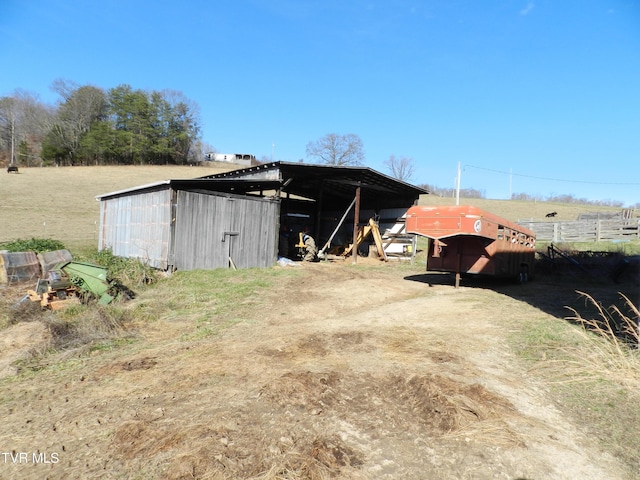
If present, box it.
[405,205,536,287]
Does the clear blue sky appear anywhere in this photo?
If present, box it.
[1,1,639,206]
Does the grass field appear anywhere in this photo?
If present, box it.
[0,164,624,251]
[0,164,232,249]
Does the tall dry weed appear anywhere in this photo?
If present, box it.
[563,291,640,390]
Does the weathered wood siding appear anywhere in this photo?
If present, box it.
[173,191,279,270]
[518,219,640,243]
[98,188,172,269]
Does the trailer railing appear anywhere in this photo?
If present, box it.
[518,219,640,243]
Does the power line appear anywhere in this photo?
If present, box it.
[464,165,640,186]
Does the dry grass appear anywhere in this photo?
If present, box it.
[563,292,640,390]
[513,289,640,470]
[6,295,136,373]
[2,261,638,478]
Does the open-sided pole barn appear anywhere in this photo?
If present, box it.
[96,162,427,271]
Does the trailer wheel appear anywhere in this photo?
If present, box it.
[518,265,529,284]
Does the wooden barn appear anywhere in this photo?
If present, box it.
[95,162,427,271]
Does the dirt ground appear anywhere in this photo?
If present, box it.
[0,258,637,479]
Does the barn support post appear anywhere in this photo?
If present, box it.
[352,185,361,264]
[315,186,324,244]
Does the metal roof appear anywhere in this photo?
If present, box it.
[96,180,171,200]
[96,178,283,200]
[198,161,428,209]
[96,162,428,209]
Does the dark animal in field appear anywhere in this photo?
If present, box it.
[7,165,18,173]
[545,211,557,218]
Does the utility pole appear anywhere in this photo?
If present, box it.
[10,110,15,167]
[455,162,461,205]
[509,168,513,200]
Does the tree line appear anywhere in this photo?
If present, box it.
[423,186,629,207]
[1,89,634,208]
[0,80,202,167]
[510,192,626,208]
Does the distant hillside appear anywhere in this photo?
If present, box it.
[419,194,629,224]
[0,164,235,248]
[0,164,634,249]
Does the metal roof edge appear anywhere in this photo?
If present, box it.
[95,180,171,200]
[279,161,428,193]
[196,161,282,179]
[200,161,428,194]
[95,162,428,200]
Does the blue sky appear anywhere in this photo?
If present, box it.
[1,0,639,206]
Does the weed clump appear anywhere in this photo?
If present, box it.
[0,237,66,253]
[558,292,640,469]
[75,248,158,288]
[566,292,640,383]
[46,305,134,351]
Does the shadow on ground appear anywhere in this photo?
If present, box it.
[404,254,640,337]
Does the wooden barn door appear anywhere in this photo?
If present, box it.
[173,191,279,270]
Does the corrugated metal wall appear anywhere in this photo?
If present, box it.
[173,191,279,270]
[98,188,172,269]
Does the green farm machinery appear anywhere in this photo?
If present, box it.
[26,261,133,310]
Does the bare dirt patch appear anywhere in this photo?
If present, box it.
[0,260,635,479]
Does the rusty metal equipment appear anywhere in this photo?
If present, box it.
[27,276,80,310]
[25,261,123,310]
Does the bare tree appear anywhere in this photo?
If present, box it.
[0,96,17,164]
[0,90,53,166]
[420,184,485,199]
[305,133,365,166]
[160,89,201,163]
[49,80,107,163]
[384,155,416,182]
[193,140,216,163]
